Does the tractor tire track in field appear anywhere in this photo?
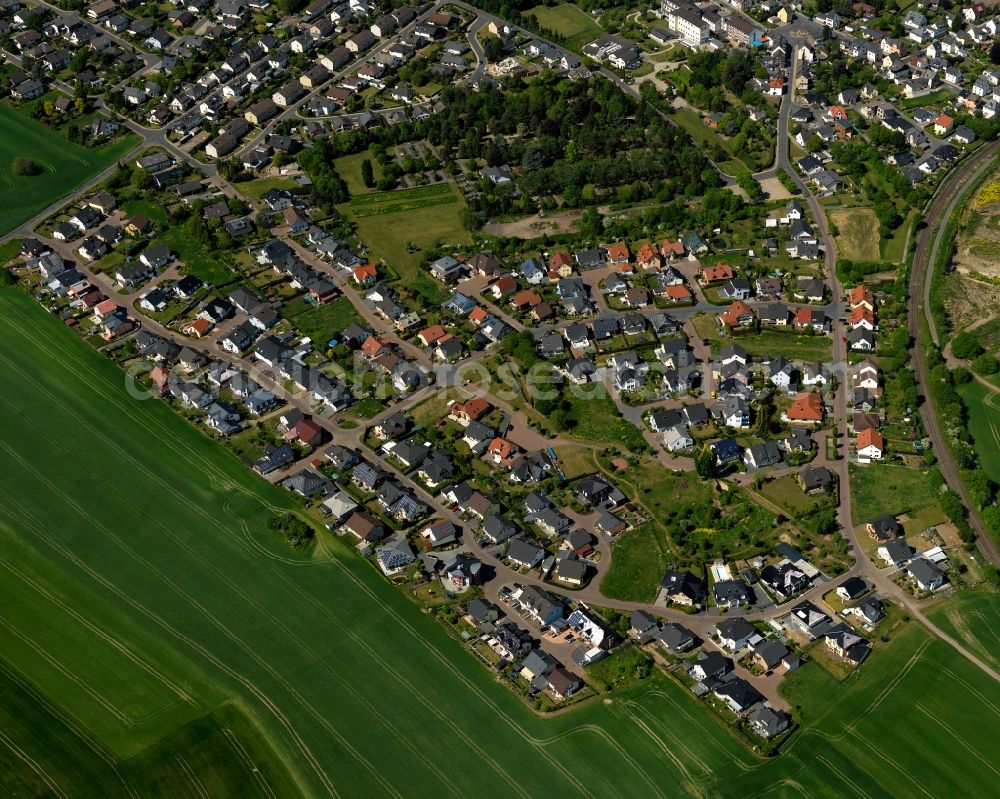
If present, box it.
[0,482,342,799]
[0,377,511,799]
[633,688,750,773]
[814,755,873,799]
[0,613,134,725]
[0,307,606,799]
[619,701,698,787]
[223,726,279,799]
[913,704,1000,779]
[0,446,393,799]
[0,656,140,799]
[622,699,709,777]
[0,557,193,703]
[0,726,71,799]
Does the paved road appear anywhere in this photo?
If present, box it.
[9,13,1000,692]
[909,139,1000,568]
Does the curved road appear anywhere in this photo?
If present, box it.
[909,139,1000,567]
[6,14,1000,688]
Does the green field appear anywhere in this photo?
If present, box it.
[527,4,603,50]
[849,463,940,525]
[158,225,238,285]
[600,523,667,603]
[5,286,1000,795]
[238,176,302,199]
[738,330,832,362]
[957,379,1000,484]
[334,151,383,196]
[562,391,649,452]
[670,109,748,176]
[881,208,917,263]
[0,103,139,236]
[339,182,471,303]
[284,295,362,344]
[830,207,881,262]
[926,589,1000,671]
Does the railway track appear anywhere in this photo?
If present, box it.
[908,139,1000,567]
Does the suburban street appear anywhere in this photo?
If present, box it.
[6,0,1000,708]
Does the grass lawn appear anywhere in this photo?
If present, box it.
[0,237,22,265]
[410,387,462,428]
[122,196,169,227]
[723,329,832,362]
[0,103,139,236]
[238,176,301,199]
[561,391,648,453]
[615,461,711,515]
[759,474,832,516]
[830,207,880,262]
[349,397,384,419]
[881,207,917,263]
[897,88,954,110]
[157,227,238,285]
[552,445,598,480]
[600,523,668,603]
[287,296,362,345]
[339,183,470,304]
[849,463,940,525]
[335,151,382,196]
[4,287,1000,795]
[527,4,603,50]
[901,504,948,535]
[957,379,1000,485]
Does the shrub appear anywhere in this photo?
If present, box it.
[951,331,983,360]
[268,512,315,549]
[12,157,41,176]
[972,353,999,376]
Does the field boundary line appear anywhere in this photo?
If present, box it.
[0,727,70,799]
[0,486,340,799]
[0,557,194,704]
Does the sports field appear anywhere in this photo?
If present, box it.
[4,285,1000,797]
[957,379,1000,484]
[0,103,139,236]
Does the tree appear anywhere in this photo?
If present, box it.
[951,331,983,360]
[267,513,314,548]
[131,168,152,189]
[810,508,838,537]
[360,157,375,188]
[484,35,503,63]
[694,446,716,479]
[973,353,999,375]
[460,207,481,232]
[991,41,1000,65]
[12,157,41,176]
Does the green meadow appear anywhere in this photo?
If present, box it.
[0,103,138,235]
